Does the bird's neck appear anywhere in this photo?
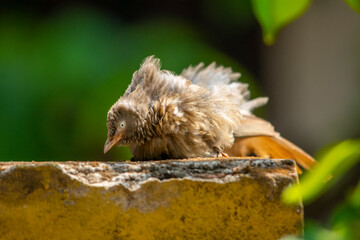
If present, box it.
[136,105,162,144]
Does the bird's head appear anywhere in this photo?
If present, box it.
[104,102,142,154]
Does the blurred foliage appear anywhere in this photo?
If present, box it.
[281,139,360,240]
[0,8,260,161]
[251,0,311,45]
[283,139,360,204]
[204,0,255,31]
[282,182,360,240]
[252,0,360,45]
[345,0,360,13]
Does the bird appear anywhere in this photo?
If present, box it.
[104,56,316,173]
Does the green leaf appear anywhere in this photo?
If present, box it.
[251,0,312,45]
[345,0,360,13]
[282,139,360,204]
[327,181,360,240]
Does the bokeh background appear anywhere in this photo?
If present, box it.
[1,0,359,239]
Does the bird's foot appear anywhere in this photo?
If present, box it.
[217,151,229,158]
[213,147,229,158]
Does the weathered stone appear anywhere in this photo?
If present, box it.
[0,158,303,240]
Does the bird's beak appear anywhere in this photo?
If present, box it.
[104,132,124,154]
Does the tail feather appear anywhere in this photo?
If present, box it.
[225,136,316,174]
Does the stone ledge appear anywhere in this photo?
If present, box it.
[0,158,303,240]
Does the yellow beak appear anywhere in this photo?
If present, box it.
[104,132,124,154]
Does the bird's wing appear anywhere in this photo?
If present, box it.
[181,62,241,86]
[181,62,246,105]
[181,62,268,114]
[235,115,279,138]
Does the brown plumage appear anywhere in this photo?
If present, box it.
[104,56,316,173]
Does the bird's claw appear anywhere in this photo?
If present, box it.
[217,151,229,158]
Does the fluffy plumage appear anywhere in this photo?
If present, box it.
[104,56,316,172]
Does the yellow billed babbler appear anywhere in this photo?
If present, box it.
[104,56,316,173]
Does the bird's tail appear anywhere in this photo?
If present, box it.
[225,136,316,174]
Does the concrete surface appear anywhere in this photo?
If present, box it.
[0,158,303,240]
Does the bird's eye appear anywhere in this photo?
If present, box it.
[119,121,126,129]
